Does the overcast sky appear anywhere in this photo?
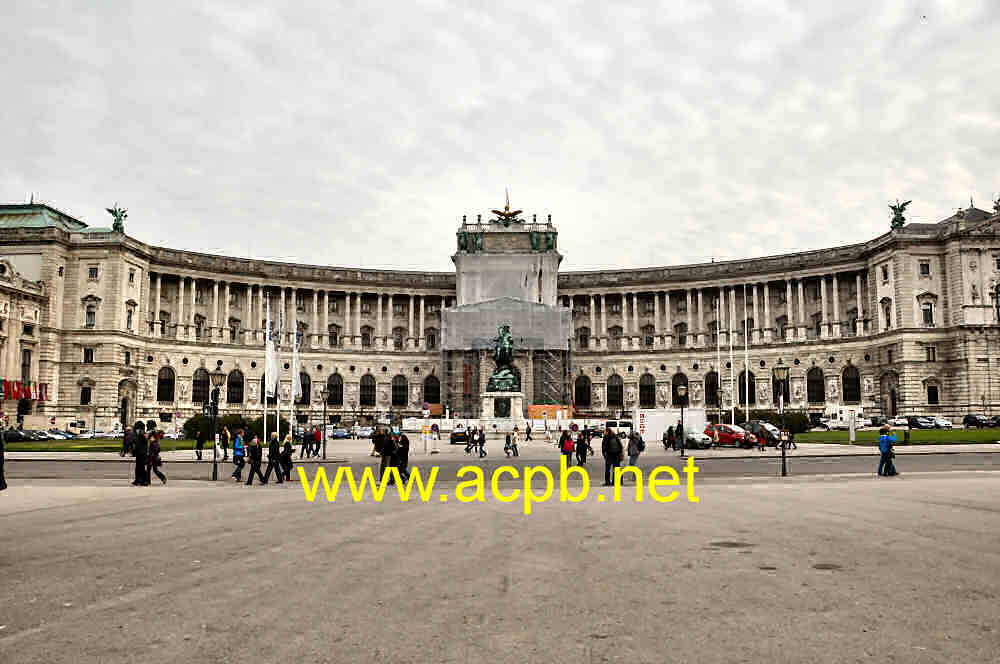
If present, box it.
[3,1,999,272]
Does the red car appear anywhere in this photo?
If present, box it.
[704,423,758,449]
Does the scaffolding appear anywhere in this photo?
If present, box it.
[532,349,571,406]
[442,349,480,418]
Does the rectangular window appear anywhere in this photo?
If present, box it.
[887,349,894,363]
[329,300,339,313]
[88,266,99,280]
[919,261,931,277]
[360,302,371,314]
[129,269,135,284]
[578,304,589,315]
[393,303,405,314]
[22,323,34,336]
[643,302,655,314]
[922,303,934,326]
[83,348,94,363]
[926,346,936,362]
[86,309,96,328]
[927,385,939,405]
[881,265,889,282]
[995,257,1000,271]
[124,351,131,366]
[609,302,621,313]
[80,386,92,405]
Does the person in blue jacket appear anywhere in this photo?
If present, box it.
[877,425,897,477]
[231,429,246,481]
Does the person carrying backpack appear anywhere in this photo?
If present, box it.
[627,431,644,468]
[559,431,575,466]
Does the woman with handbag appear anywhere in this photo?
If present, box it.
[147,431,166,484]
[280,434,294,481]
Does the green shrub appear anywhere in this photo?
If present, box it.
[244,414,291,442]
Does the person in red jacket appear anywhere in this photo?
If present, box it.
[313,426,322,458]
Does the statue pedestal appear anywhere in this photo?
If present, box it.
[480,391,524,430]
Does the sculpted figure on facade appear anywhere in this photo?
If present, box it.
[792,380,804,402]
[827,379,839,399]
[691,382,702,403]
[593,384,604,407]
[757,381,769,403]
[411,386,421,406]
[657,384,669,405]
[863,376,873,396]
[625,387,637,405]
[248,381,258,402]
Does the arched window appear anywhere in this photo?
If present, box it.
[297,373,311,405]
[361,325,374,348]
[423,375,440,404]
[327,374,343,406]
[360,374,376,407]
[672,373,688,406]
[259,376,277,405]
[574,375,592,407]
[191,368,209,403]
[738,370,756,406]
[157,367,175,402]
[807,367,825,403]
[607,374,624,408]
[842,366,861,404]
[576,327,590,350]
[705,371,720,408]
[639,373,656,408]
[227,370,244,404]
[391,374,408,406]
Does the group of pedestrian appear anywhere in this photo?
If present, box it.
[373,426,410,483]
[662,422,685,453]
[600,426,646,485]
[463,427,487,458]
[299,426,323,459]
[125,422,167,486]
[504,427,520,457]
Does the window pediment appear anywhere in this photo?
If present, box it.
[81,294,102,305]
[915,291,938,303]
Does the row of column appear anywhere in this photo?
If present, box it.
[147,273,450,351]
[567,272,867,350]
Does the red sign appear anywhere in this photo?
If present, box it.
[2,379,51,401]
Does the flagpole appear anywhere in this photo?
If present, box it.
[743,283,750,424]
[728,288,734,425]
[264,293,269,448]
[716,296,721,417]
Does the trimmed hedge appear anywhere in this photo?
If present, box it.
[709,408,811,434]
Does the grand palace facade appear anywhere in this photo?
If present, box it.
[2,200,999,430]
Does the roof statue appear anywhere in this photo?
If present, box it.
[993,194,1000,215]
[889,199,911,230]
[491,189,523,227]
[106,203,128,233]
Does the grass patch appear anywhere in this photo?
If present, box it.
[797,429,1000,445]
[5,438,197,453]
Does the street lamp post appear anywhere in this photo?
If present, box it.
[209,369,226,481]
[320,385,329,459]
[773,361,790,477]
[677,384,688,458]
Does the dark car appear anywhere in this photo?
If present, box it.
[739,420,781,447]
[906,416,935,430]
[449,427,469,445]
[1,429,25,442]
[868,415,887,428]
[962,414,991,429]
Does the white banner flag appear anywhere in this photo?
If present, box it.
[265,298,277,399]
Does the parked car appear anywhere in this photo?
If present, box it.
[685,431,713,449]
[330,428,350,439]
[933,417,953,429]
[868,415,887,428]
[889,417,909,427]
[163,431,182,440]
[449,426,469,445]
[357,426,374,439]
[740,420,781,446]
[989,416,1000,428]
[1,429,26,442]
[962,414,991,428]
[907,416,936,430]
[704,423,756,448]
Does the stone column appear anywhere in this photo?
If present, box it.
[664,292,672,348]
[589,294,596,350]
[354,293,362,345]
[211,281,219,342]
[697,289,705,346]
[632,292,640,348]
[241,284,250,345]
[621,293,629,343]
[752,283,761,344]
[832,274,840,338]
[855,273,865,336]
[763,282,772,342]
[797,279,806,340]
[407,294,415,349]
[820,276,828,339]
[341,292,350,348]
[419,295,426,350]
[685,289,693,345]
[291,288,300,347]
[322,290,329,347]
[730,286,738,344]
[189,278,196,339]
[387,293,395,349]
[375,293,384,349]
[154,274,163,337]
[600,294,608,350]
[279,288,286,344]
[176,276,185,340]
[785,280,793,342]
[312,290,319,348]
[653,291,660,349]
[221,282,229,343]
[257,285,266,343]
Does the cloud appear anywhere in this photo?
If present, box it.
[2,0,998,272]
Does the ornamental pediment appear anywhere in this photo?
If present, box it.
[915,290,939,302]
[81,294,102,305]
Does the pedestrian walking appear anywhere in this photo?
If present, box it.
[245,436,265,485]
[263,432,284,484]
[661,429,669,451]
[788,430,797,450]
[393,428,410,482]
[676,421,686,457]
[510,427,520,457]
[312,426,322,458]
[877,426,898,477]
[280,435,294,481]
[559,430,575,466]
[667,426,676,451]
[220,426,230,461]
[132,424,149,486]
[299,426,310,459]
[525,423,532,441]
[575,431,594,466]
[478,427,487,458]
[195,429,205,461]
[601,426,623,486]
[504,431,512,457]
[148,432,166,484]
[377,427,397,484]
[627,431,644,468]
[464,427,475,455]
[231,430,245,481]
[120,427,134,457]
